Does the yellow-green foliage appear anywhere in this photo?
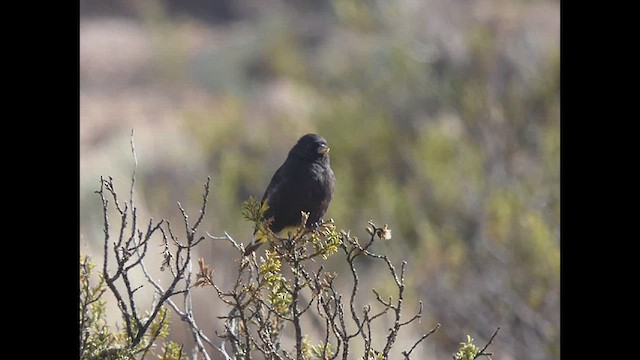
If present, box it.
[453,335,480,360]
[301,335,335,360]
[79,256,185,360]
[242,196,343,261]
[260,250,292,316]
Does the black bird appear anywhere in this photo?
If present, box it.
[244,134,336,255]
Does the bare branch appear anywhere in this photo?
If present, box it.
[129,129,137,208]
[474,327,501,359]
[399,301,423,327]
[402,323,441,359]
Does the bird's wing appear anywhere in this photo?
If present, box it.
[252,164,286,235]
[261,164,285,207]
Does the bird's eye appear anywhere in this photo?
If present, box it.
[317,143,330,155]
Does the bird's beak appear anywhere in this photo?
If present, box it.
[318,144,330,155]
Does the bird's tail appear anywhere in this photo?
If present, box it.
[243,241,263,256]
[243,230,269,256]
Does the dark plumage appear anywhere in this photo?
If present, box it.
[244,134,336,255]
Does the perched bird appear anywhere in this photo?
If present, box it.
[244,134,336,255]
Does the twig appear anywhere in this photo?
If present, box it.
[402,323,440,359]
[474,326,500,359]
[129,129,137,208]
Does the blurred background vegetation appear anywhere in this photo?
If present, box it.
[80,0,559,359]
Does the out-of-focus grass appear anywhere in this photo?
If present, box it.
[80,0,559,358]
